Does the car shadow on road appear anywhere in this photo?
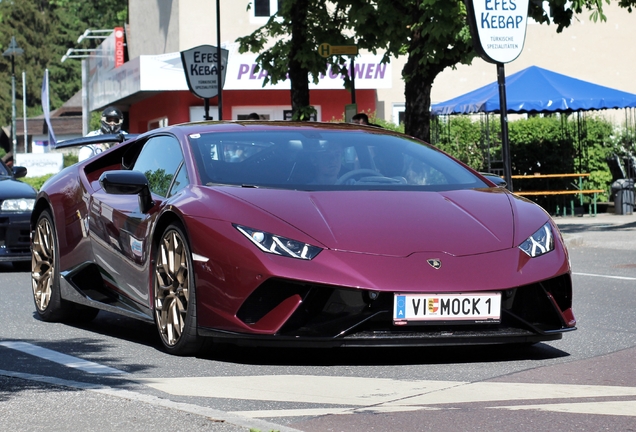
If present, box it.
[199,342,570,366]
[60,311,163,356]
[29,311,571,368]
[0,335,157,403]
[38,310,571,367]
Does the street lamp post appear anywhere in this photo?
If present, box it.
[3,36,24,157]
[61,49,101,136]
[62,29,113,135]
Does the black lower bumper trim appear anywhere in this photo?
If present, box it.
[198,326,565,348]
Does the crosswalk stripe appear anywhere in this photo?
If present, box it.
[138,375,636,418]
[493,400,636,417]
[0,369,300,432]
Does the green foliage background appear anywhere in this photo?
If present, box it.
[0,0,127,126]
[431,113,630,205]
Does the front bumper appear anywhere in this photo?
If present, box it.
[0,211,31,262]
[199,273,576,347]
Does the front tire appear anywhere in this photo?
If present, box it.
[31,210,99,323]
[31,210,73,322]
[153,223,202,355]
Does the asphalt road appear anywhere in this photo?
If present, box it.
[1,213,635,432]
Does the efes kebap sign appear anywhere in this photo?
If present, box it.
[465,0,529,64]
[180,45,229,99]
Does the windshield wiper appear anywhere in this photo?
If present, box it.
[205,182,259,188]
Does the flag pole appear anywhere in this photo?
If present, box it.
[22,71,28,153]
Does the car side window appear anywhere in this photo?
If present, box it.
[132,135,185,197]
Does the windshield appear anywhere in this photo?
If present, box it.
[189,130,488,191]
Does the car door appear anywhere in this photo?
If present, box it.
[89,135,188,310]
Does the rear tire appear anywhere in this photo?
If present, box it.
[153,223,202,355]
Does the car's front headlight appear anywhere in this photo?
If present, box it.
[1,198,35,212]
[518,222,554,258]
[234,224,322,260]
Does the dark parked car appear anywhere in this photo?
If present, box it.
[0,159,36,270]
[30,122,576,355]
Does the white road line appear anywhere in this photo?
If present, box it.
[0,369,300,432]
[493,400,636,417]
[138,375,636,418]
[231,405,441,418]
[572,272,636,281]
[0,341,126,375]
[136,375,463,405]
[382,381,636,406]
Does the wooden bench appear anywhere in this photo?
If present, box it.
[511,174,605,216]
[515,189,605,216]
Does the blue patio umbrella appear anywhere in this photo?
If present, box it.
[431,65,636,115]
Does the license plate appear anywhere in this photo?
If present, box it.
[393,292,501,325]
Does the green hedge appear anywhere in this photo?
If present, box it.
[431,114,625,203]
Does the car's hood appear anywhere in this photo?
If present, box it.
[0,177,37,200]
[219,187,530,257]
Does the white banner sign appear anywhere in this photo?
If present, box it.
[15,153,64,177]
[466,0,529,64]
[89,47,393,110]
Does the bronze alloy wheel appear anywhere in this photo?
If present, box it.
[154,224,201,354]
[30,210,76,322]
[32,212,56,312]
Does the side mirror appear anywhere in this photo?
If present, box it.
[12,166,27,179]
[99,170,155,214]
[480,172,507,188]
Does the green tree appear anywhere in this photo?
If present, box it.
[0,0,127,126]
[348,0,636,142]
[238,0,636,138]
[237,1,353,120]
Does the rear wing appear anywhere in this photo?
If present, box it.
[54,133,139,149]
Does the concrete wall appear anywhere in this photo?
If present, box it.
[128,0,180,58]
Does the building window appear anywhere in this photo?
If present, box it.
[148,117,168,131]
[254,0,270,17]
[237,113,269,120]
[233,106,321,121]
[392,103,405,125]
[252,0,283,20]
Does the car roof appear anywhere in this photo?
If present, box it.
[162,120,396,137]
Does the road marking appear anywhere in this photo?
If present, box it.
[493,400,636,417]
[0,341,127,375]
[136,375,462,405]
[573,272,636,281]
[231,405,442,418]
[137,375,636,418]
[0,369,299,432]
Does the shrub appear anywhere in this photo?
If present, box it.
[432,113,623,204]
[21,174,54,191]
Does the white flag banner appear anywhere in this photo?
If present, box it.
[41,69,57,147]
